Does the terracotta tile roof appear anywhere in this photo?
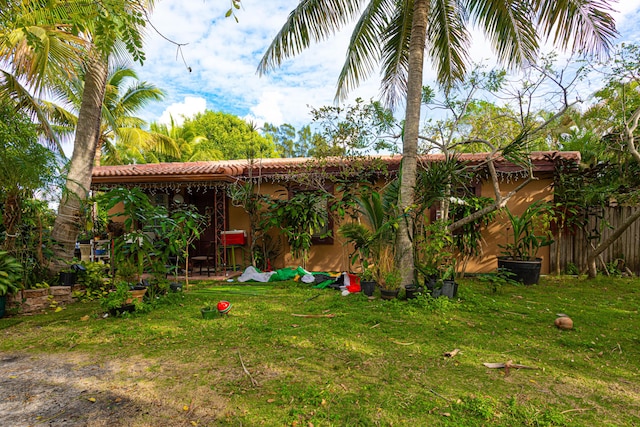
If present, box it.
[91,151,579,187]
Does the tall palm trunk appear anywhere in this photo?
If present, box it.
[50,53,108,272]
[397,0,428,287]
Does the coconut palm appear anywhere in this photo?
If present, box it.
[1,0,158,270]
[0,5,86,155]
[146,117,223,163]
[67,65,178,166]
[259,0,617,284]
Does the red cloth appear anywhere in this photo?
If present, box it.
[345,273,361,293]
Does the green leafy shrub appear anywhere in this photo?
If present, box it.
[0,251,23,296]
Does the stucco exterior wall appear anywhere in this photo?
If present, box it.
[467,176,554,274]
[100,175,556,275]
[227,176,555,274]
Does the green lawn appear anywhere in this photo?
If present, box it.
[1,276,639,426]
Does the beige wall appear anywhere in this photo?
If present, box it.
[241,176,556,274]
[468,177,554,274]
[106,174,556,274]
[227,182,353,271]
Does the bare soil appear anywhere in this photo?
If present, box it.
[0,352,231,427]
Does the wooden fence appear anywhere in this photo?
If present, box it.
[550,206,640,275]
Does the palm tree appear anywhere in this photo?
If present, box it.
[0,8,86,155]
[259,0,617,285]
[73,65,178,166]
[146,117,223,163]
[1,0,158,270]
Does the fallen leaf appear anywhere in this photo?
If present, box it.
[87,397,96,403]
[267,399,276,403]
[483,361,538,370]
[442,412,451,417]
[183,405,190,411]
[54,307,63,312]
[390,339,414,346]
[444,349,460,358]
[190,421,198,426]
[80,315,90,321]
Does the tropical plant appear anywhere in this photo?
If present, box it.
[148,116,220,162]
[0,251,23,296]
[339,186,398,269]
[0,0,162,272]
[99,281,133,312]
[159,202,208,287]
[74,64,176,166]
[97,187,160,282]
[359,267,376,282]
[375,245,401,290]
[77,261,108,291]
[258,0,617,287]
[263,190,331,268]
[0,99,58,253]
[500,202,553,261]
[415,220,454,280]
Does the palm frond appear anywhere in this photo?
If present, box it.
[0,70,67,155]
[427,0,471,90]
[258,0,367,74]
[465,0,538,68]
[379,0,413,108]
[335,0,394,102]
[532,0,617,59]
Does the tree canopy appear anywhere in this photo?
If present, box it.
[183,110,277,160]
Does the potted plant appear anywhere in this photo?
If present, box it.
[379,268,402,300]
[201,302,217,319]
[359,267,376,297]
[498,201,553,285]
[100,282,144,316]
[415,221,454,292]
[59,262,82,287]
[432,264,458,298]
[0,252,23,318]
[404,283,424,299]
[375,246,401,300]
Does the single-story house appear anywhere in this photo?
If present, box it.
[90,151,580,275]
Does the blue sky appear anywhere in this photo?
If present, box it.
[133,0,640,131]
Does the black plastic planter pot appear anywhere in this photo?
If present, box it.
[380,288,399,300]
[441,280,458,298]
[59,271,77,287]
[361,281,376,297]
[405,284,424,299]
[109,304,135,317]
[498,257,542,285]
[431,281,458,299]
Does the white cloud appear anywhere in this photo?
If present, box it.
[158,96,207,126]
[134,0,640,131]
[247,91,284,126]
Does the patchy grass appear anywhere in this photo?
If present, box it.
[1,276,639,426]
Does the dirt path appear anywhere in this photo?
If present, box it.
[0,352,148,426]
